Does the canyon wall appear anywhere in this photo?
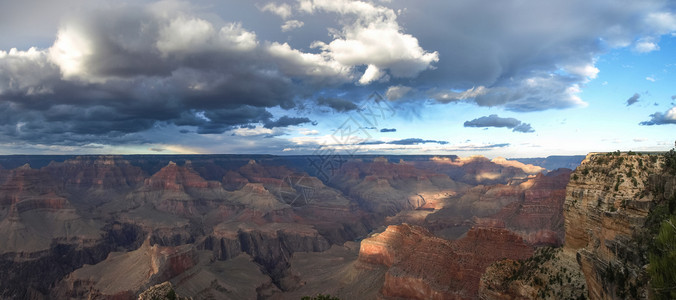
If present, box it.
[480,152,676,300]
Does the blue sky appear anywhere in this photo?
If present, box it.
[0,0,674,157]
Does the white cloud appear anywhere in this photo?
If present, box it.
[358,64,387,84]
[300,0,439,84]
[267,42,351,83]
[634,39,660,53]
[49,25,93,80]
[260,2,293,19]
[156,18,258,56]
[646,76,656,82]
[562,63,599,80]
[281,20,304,32]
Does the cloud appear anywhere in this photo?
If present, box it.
[672,95,676,100]
[626,93,641,106]
[281,20,304,32]
[386,85,413,100]
[640,106,676,125]
[260,2,293,19]
[1,0,676,152]
[388,138,448,145]
[301,0,439,84]
[389,0,673,112]
[357,138,447,145]
[646,76,656,82]
[464,114,535,133]
[263,116,313,129]
[380,128,396,132]
[149,147,165,152]
[634,38,660,52]
[317,97,358,112]
[633,138,648,142]
[512,123,535,133]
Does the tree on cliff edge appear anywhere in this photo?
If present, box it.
[648,215,676,299]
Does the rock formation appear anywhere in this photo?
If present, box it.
[359,224,532,299]
[480,152,676,300]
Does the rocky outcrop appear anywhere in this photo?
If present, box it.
[54,240,197,299]
[479,153,676,300]
[200,222,330,291]
[359,224,533,299]
[563,153,673,299]
[139,282,191,300]
[479,247,587,299]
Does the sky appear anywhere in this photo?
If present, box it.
[0,0,675,158]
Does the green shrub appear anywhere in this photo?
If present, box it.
[648,216,676,299]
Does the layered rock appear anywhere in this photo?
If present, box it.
[0,165,102,254]
[563,153,673,299]
[54,239,197,299]
[331,159,467,216]
[479,153,676,300]
[358,224,532,299]
[128,161,228,216]
[489,169,571,245]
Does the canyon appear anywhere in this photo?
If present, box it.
[0,153,655,299]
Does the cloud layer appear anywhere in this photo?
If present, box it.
[0,0,675,152]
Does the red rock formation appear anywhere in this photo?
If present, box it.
[45,156,146,190]
[222,170,249,190]
[488,169,571,246]
[145,161,220,191]
[359,224,533,299]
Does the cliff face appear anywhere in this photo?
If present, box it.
[564,153,675,299]
[479,153,676,300]
[359,224,532,299]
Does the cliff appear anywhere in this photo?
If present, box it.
[359,224,532,299]
[480,152,676,300]
[564,153,674,299]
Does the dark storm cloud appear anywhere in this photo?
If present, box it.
[380,128,397,133]
[464,114,535,133]
[626,93,641,106]
[0,3,337,146]
[317,97,358,112]
[639,106,676,125]
[385,0,675,111]
[263,116,313,129]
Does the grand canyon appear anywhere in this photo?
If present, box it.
[0,151,673,299]
[2,1,676,299]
